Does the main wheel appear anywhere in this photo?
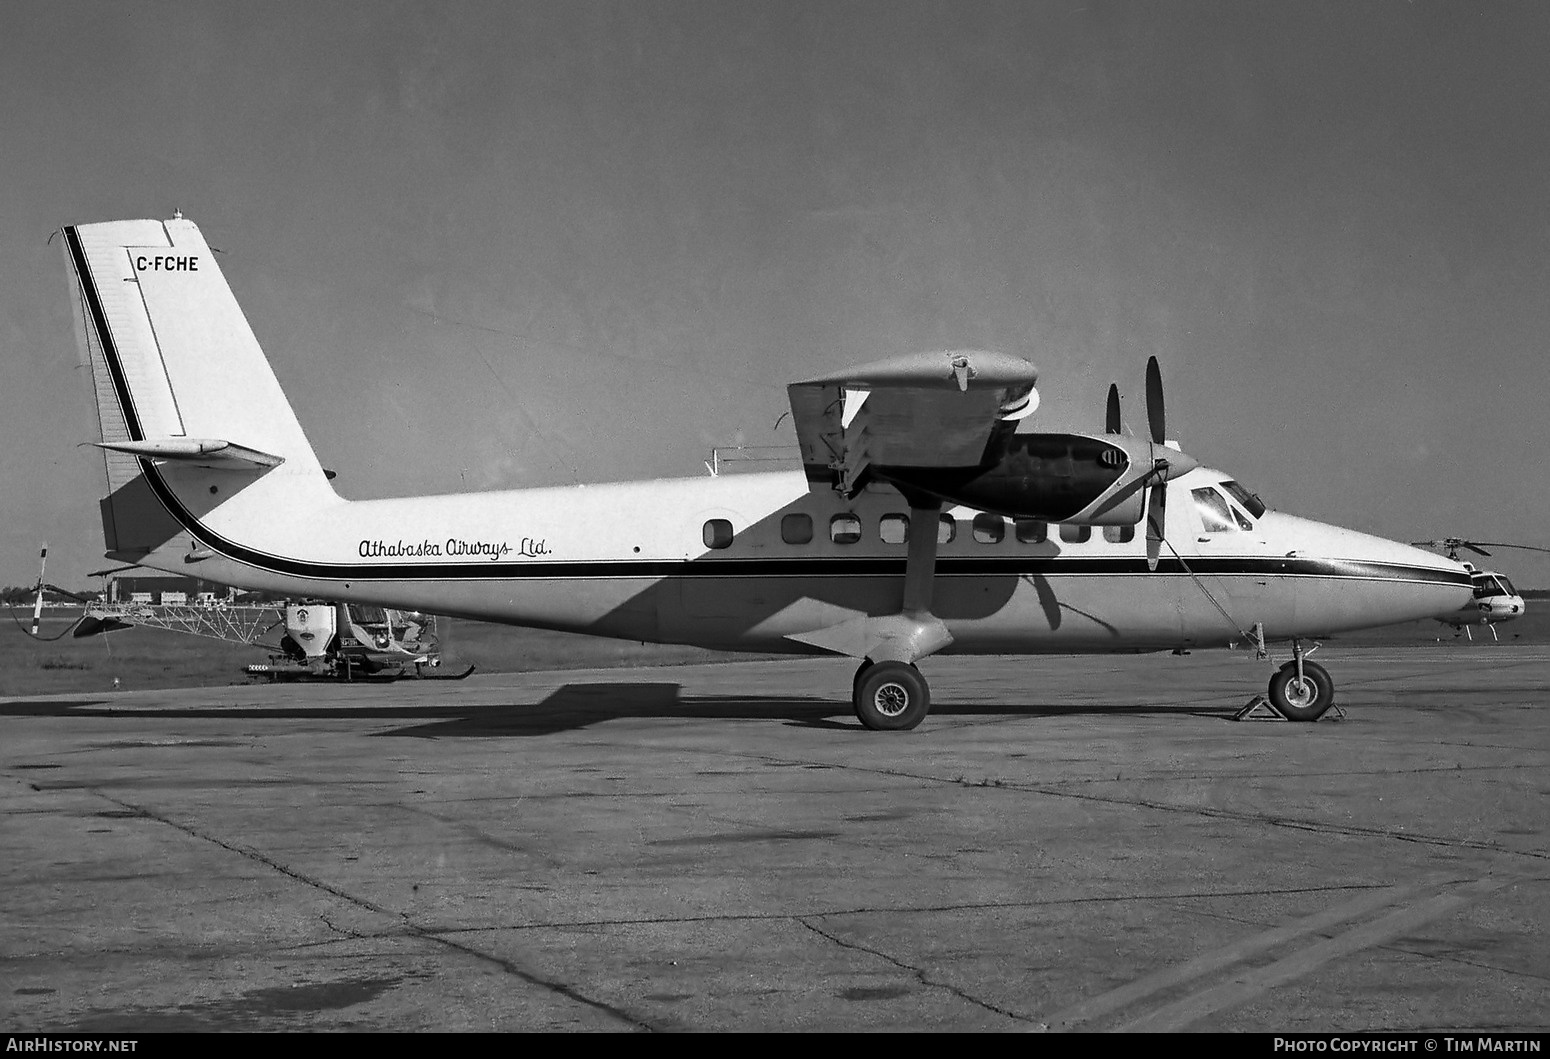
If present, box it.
[1267,660,1334,721]
[853,661,931,731]
[852,659,874,701]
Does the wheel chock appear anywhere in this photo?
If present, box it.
[1232,695,1346,722]
[1233,695,1287,721]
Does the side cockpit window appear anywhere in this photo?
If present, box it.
[1193,485,1256,534]
[1191,488,1235,533]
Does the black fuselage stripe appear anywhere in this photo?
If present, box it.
[66,227,1472,592]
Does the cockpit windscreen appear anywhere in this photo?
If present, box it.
[1221,480,1266,518]
[1473,573,1518,599]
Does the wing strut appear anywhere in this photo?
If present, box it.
[785,499,953,665]
[901,500,941,618]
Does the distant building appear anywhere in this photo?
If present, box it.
[108,576,240,605]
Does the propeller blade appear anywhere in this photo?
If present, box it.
[1105,383,1122,435]
[30,544,47,637]
[1146,479,1166,572]
[1145,356,1166,445]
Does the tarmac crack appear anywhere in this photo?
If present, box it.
[85,788,661,1032]
[691,749,1549,864]
[1375,941,1550,985]
[794,916,1038,1026]
[417,881,1423,935]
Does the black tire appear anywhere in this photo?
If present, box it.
[852,659,874,701]
[1267,660,1335,721]
[853,661,931,731]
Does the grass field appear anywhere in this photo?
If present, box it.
[5,601,1548,698]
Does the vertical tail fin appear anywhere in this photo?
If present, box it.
[62,217,337,561]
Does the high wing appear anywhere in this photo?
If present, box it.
[786,349,1039,497]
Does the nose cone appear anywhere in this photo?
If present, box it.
[1263,513,1476,631]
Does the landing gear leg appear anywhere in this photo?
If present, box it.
[853,660,931,731]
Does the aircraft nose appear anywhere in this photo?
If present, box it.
[1266,514,1477,628]
[1386,539,1477,619]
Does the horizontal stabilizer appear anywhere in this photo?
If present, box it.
[92,438,285,470]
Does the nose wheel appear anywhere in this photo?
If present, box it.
[1235,635,1341,722]
[852,660,931,731]
[1267,658,1335,721]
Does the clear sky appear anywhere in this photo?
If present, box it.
[4,0,1550,589]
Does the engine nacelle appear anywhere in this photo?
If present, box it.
[877,433,1191,525]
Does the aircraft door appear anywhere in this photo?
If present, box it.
[1179,485,1287,633]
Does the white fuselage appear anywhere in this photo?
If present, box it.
[138,460,1473,655]
[61,217,1474,667]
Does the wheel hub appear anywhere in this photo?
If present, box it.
[873,682,910,718]
[1284,676,1317,708]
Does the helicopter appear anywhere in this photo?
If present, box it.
[1410,538,1549,640]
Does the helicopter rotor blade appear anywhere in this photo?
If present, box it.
[30,544,47,637]
[1469,541,1550,555]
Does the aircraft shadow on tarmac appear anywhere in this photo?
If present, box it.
[0,682,1234,737]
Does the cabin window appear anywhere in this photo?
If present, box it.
[879,513,958,545]
[781,513,813,545]
[830,513,862,545]
[972,513,1005,544]
[1191,488,1235,533]
[703,519,734,550]
[1059,523,1091,544]
[1015,519,1048,544]
[1103,524,1136,544]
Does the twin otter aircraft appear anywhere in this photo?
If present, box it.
[60,217,1471,729]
